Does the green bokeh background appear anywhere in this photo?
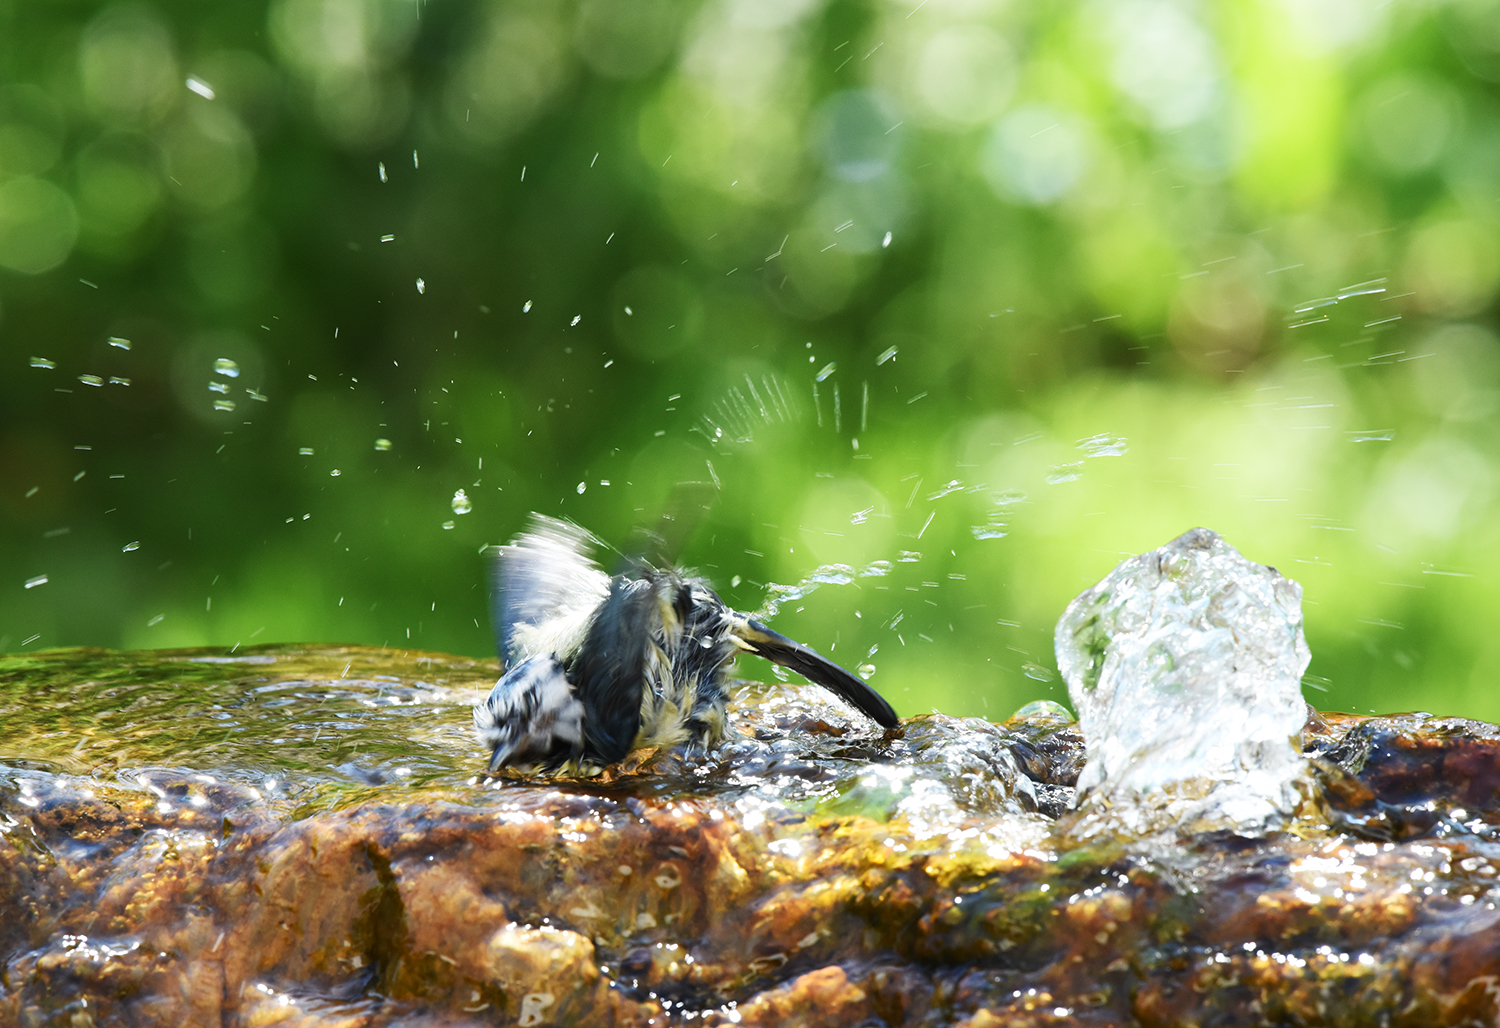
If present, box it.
[2,0,1498,722]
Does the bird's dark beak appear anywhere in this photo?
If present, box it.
[732,618,900,729]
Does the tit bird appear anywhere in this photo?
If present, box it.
[473,514,899,775]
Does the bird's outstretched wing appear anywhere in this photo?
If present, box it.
[731,617,900,729]
[490,514,611,664]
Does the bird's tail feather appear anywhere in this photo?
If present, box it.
[733,619,899,729]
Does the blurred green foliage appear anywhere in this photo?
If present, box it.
[1,0,1498,724]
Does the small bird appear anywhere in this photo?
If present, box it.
[473,514,899,775]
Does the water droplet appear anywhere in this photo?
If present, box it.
[123,541,140,552]
[1045,463,1084,485]
[185,76,215,99]
[451,488,472,515]
[522,300,533,312]
[412,149,419,169]
[570,315,581,326]
[380,234,395,243]
[78,374,103,387]
[815,362,837,382]
[378,162,388,183]
[858,663,877,680]
[109,377,131,386]
[374,438,392,451]
[442,520,456,530]
[30,357,55,369]
[416,278,425,295]
[876,346,897,365]
[1012,699,1072,720]
[214,358,240,378]
[146,613,165,626]
[972,525,1009,540]
[731,575,742,587]
[624,306,633,316]
[1077,433,1129,457]
[245,388,267,401]
[298,447,314,456]
[209,381,230,394]
[23,575,47,589]
[576,481,586,495]
[213,399,236,412]
[107,337,131,350]
[882,231,892,248]
[329,468,341,476]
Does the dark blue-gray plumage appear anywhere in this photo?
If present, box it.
[473,514,899,774]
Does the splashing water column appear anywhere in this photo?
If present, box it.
[1054,528,1312,833]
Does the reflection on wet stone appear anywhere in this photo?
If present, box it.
[6,577,1500,1025]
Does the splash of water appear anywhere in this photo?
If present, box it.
[1055,528,1311,835]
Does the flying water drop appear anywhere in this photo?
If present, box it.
[1078,433,1129,457]
[451,489,472,515]
[214,359,239,378]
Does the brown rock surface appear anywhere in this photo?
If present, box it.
[0,645,1498,1026]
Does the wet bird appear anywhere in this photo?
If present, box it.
[473,514,899,774]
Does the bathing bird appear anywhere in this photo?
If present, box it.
[473,514,899,774]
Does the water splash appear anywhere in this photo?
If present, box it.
[1055,528,1312,835]
[756,564,860,619]
[699,374,798,445]
[1077,433,1128,457]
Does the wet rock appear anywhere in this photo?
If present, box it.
[1,645,1500,1026]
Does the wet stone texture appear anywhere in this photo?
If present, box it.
[1,646,1500,1026]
